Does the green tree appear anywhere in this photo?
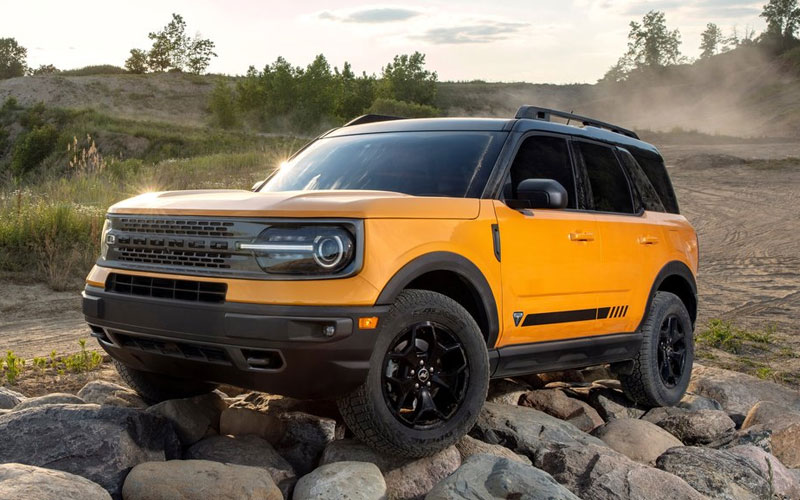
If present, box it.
[0,38,27,79]
[209,80,238,128]
[125,49,148,74]
[10,124,58,176]
[335,62,376,120]
[625,11,683,68]
[31,64,59,75]
[185,35,216,74]
[700,23,724,59]
[761,0,800,39]
[379,52,437,106]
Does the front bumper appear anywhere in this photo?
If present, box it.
[82,285,388,399]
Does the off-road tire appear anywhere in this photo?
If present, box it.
[114,359,217,403]
[337,289,489,458]
[620,291,694,407]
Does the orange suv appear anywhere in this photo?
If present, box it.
[83,107,698,457]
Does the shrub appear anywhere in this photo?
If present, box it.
[209,80,239,129]
[10,124,59,176]
[2,351,24,385]
[367,98,439,118]
[125,49,148,74]
[59,65,127,76]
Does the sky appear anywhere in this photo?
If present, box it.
[1,0,767,84]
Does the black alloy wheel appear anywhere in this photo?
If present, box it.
[657,314,688,388]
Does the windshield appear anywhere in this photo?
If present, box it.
[261,131,506,198]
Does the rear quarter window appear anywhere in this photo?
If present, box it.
[630,150,680,214]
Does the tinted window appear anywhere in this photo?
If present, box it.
[631,150,680,214]
[261,132,505,198]
[578,142,635,214]
[508,135,576,209]
[617,149,666,212]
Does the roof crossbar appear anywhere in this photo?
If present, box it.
[515,106,639,140]
[343,114,406,127]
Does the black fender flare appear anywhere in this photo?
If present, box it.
[638,260,698,331]
[375,251,501,348]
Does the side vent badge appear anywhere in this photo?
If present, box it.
[513,311,524,327]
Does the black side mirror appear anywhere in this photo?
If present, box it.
[515,178,568,209]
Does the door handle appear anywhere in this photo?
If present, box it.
[569,232,595,242]
[638,235,660,245]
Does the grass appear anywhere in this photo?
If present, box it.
[2,340,103,386]
[696,319,775,354]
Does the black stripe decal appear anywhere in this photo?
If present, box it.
[623,305,629,317]
[522,305,629,326]
[597,307,611,319]
[611,306,619,318]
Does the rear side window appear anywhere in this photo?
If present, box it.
[617,148,666,212]
[630,150,680,214]
[508,135,576,209]
[577,141,635,214]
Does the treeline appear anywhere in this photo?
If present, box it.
[209,52,439,133]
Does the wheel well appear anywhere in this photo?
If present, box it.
[658,274,697,325]
[405,270,490,343]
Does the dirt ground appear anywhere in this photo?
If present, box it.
[1,141,798,385]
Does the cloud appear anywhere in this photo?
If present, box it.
[318,7,422,24]
[415,21,528,44]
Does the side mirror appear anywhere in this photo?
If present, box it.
[515,178,568,209]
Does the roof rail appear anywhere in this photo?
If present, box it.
[515,106,639,140]
[343,114,406,127]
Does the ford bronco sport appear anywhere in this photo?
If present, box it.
[83,106,698,457]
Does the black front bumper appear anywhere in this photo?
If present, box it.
[82,285,388,399]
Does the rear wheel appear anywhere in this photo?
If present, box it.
[114,359,217,403]
[338,290,489,458]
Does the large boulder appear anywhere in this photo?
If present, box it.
[486,378,531,405]
[741,401,800,467]
[219,406,285,443]
[0,387,25,410]
[146,392,227,446]
[656,446,771,500]
[426,453,579,500]
[592,418,683,464]
[77,380,146,408]
[122,460,282,500]
[185,434,296,497]
[586,387,646,420]
[321,439,461,500]
[455,435,531,465]
[728,445,800,499]
[722,426,773,453]
[520,389,604,432]
[688,364,800,415]
[642,407,735,446]
[678,393,723,411]
[0,404,180,497]
[274,411,337,475]
[534,443,704,500]
[10,393,85,412]
[293,461,386,500]
[0,463,110,500]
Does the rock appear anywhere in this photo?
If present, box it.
[185,435,296,497]
[426,453,579,500]
[534,443,704,500]
[77,380,146,408]
[721,426,773,453]
[0,404,180,497]
[688,364,800,415]
[219,406,285,443]
[519,389,604,432]
[741,401,800,467]
[10,393,85,412]
[591,379,623,390]
[728,445,800,499]
[455,435,531,465]
[538,370,586,384]
[592,418,683,464]
[678,393,723,411]
[0,387,25,409]
[321,439,461,500]
[122,460,282,500]
[486,378,530,405]
[642,407,735,446]
[293,461,386,500]
[146,392,227,445]
[656,446,771,500]
[471,402,606,458]
[0,463,111,500]
[586,387,645,420]
[274,411,337,475]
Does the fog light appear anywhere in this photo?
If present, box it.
[323,325,336,337]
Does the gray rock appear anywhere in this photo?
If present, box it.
[10,393,85,412]
[122,460,282,500]
[728,445,800,499]
[185,434,296,498]
[721,426,773,453]
[534,443,705,500]
[0,404,180,498]
[455,435,531,466]
[486,378,530,405]
[0,463,111,500]
[219,406,285,443]
[321,439,461,500]
[426,453,579,500]
[678,393,724,411]
[520,389,604,432]
[275,411,337,475]
[592,418,683,464]
[642,407,735,446]
[688,364,800,415]
[741,400,800,468]
[293,461,386,500]
[656,446,771,500]
[470,402,606,458]
[146,392,227,445]
[586,387,646,420]
[77,380,146,408]
[0,387,25,409]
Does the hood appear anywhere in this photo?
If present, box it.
[108,189,481,219]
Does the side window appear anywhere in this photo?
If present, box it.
[617,148,666,212]
[631,151,680,214]
[506,135,576,209]
[577,141,635,214]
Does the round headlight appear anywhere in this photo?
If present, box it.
[313,234,345,269]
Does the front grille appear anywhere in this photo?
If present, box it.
[105,273,227,303]
[113,332,231,365]
[115,246,231,269]
[118,217,235,237]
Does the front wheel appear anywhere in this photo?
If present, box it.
[337,289,489,458]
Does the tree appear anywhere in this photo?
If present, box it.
[380,52,437,106]
[148,13,189,71]
[125,49,148,74]
[0,38,27,79]
[185,35,216,74]
[624,11,683,68]
[699,23,724,59]
[209,80,238,128]
[335,62,376,120]
[761,0,800,39]
[31,64,59,75]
